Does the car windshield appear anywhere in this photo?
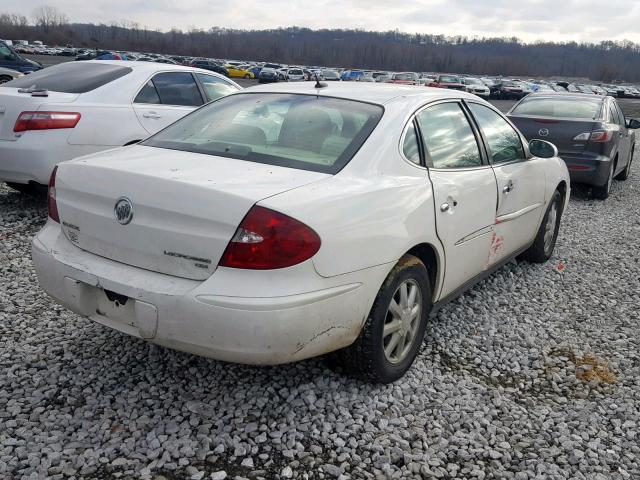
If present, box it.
[439,75,459,83]
[511,97,602,119]
[323,70,339,78]
[465,78,482,85]
[143,93,384,174]
[3,62,132,93]
[394,73,415,81]
[289,69,303,75]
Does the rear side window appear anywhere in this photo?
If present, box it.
[134,80,161,104]
[196,73,239,102]
[511,97,601,120]
[469,103,525,165]
[151,72,203,106]
[143,93,383,174]
[402,123,421,165]
[3,62,132,93]
[416,102,482,169]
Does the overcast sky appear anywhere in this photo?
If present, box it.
[17,0,640,43]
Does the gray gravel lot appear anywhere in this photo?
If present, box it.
[2,147,640,478]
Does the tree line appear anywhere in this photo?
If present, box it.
[2,8,640,82]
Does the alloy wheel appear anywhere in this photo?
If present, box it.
[382,279,422,364]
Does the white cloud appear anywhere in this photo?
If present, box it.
[14,0,640,43]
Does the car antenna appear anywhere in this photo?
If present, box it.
[314,73,327,89]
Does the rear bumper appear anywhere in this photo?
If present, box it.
[0,131,103,185]
[32,221,389,365]
[559,153,612,187]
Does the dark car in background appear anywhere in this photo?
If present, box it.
[428,74,465,90]
[508,93,639,199]
[494,80,526,99]
[190,60,229,76]
[0,40,42,73]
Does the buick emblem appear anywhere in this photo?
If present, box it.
[114,197,134,225]
[538,128,549,137]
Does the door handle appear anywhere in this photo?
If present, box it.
[440,203,450,212]
[502,180,515,194]
[143,112,161,119]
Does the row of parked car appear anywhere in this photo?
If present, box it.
[1,54,638,382]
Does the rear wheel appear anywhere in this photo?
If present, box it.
[0,75,12,84]
[329,255,431,383]
[593,160,615,199]
[520,189,563,263]
[616,148,634,181]
[244,74,250,79]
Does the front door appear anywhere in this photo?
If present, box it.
[415,101,498,299]
[467,102,546,263]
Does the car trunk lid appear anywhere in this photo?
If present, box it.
[0,87,78,140]
[509,115,599,156]
[55,145,329,281]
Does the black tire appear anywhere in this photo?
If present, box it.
[616,148,633,181]
[0,75,12,84]
[593,160,615,200]
[520,189,563,263]
[244,74,250,79]
[328,255,431,383]
[6,182,46,196]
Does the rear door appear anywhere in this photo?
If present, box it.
[414,101,498,298]
[467,102,546,262]
[133,71,204,134]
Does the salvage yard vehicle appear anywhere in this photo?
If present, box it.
[32,83,569,383]
[0,61,240,193]
[508,92,638,199]
[428,74,465,91]
[0,66,23,84]
[225,65,255,79]
[462,77,490,98]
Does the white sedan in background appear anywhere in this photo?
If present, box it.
[32,83,569,383]
[462,77,491,98]
[0,60,240,193]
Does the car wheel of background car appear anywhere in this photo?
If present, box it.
[519,189,563,263]
[593,160,615,200]
[329,254,431,384]
[244,74,250,79]
[0,75,12,84]
[616,148,633,181]
[6,182,46,196]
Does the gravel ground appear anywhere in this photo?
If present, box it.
[1,152,640,480]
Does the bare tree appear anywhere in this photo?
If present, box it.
[32,5,68,33]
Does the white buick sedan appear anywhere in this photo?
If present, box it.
[32,83,570,383]
[0,61,240,193]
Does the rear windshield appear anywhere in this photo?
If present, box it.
[439,75,459,83]
[3,62,132,93]
[394,73,416,81]
[143,93,384,174]
[512,97,602,119]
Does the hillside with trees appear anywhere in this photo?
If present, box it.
[2,8,640,82]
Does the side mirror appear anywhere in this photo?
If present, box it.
[626,118,640,129]
[529,139,558,159]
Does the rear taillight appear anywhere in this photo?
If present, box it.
[220,206,321,270]
[14,111,81,133]
[48,166,59,223]
[573,130,614,142]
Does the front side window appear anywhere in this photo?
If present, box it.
[149,72,203,107]
[416,102,482,169]
[468,103,526,164]
[196,73,239,102]
[143,93,383,174]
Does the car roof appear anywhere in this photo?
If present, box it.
[84,60,196,72]
[242,82,479,106]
